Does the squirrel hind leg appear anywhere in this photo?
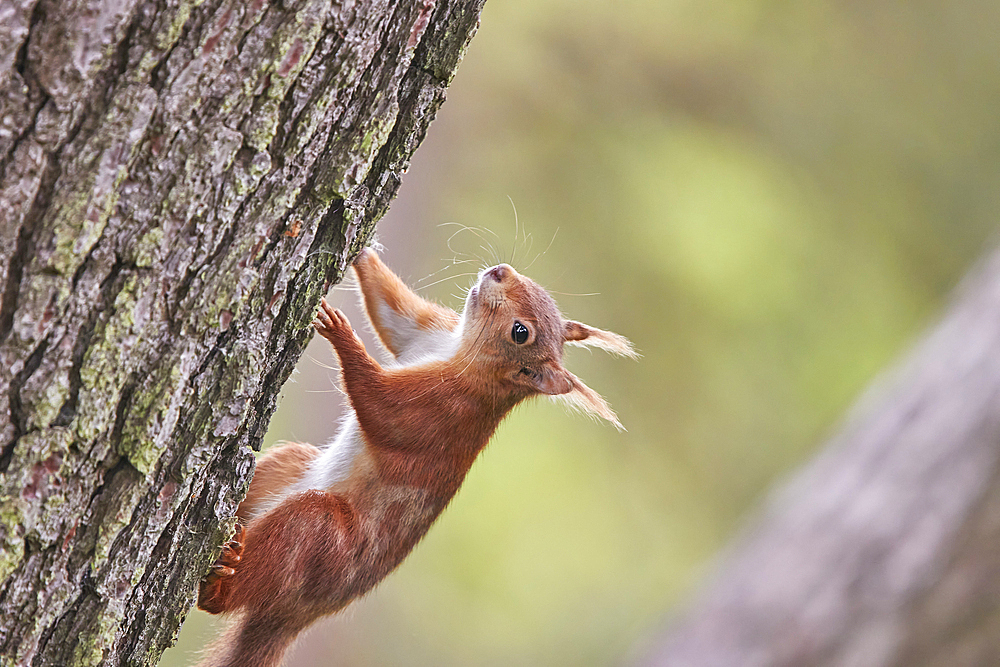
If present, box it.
[198,522,246,614]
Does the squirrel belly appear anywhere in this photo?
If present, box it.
[196,248,635,667]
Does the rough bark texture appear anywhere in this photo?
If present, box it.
[0,0,484,664]
[641,247,1000,666]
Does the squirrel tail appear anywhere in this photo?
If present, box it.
[195,609,308,667]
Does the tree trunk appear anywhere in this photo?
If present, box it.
[0,0,484,664]
[640,247,1000,666]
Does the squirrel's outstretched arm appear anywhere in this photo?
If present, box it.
[314,300,417,439]
[314,299,473,452]
[352,248,460,358]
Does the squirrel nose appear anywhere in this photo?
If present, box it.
[486,264,512,282]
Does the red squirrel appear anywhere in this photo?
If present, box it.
[196,247,635,667]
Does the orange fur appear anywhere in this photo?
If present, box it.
[197,251,633,667]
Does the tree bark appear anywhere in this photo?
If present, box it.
[640,247,1000,666]
[0,0,484,664]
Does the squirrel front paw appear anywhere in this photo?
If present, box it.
[313,299,362,349]
[198,522,245,614]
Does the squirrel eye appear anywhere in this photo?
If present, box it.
[511,321,529,344]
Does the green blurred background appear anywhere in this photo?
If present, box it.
[162,0,999,664]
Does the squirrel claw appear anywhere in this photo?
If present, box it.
[226,522,245,558]
[313,299,357,343]
[198,522,245,613]
[208,523,245,578]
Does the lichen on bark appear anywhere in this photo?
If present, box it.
[0,0,486,664]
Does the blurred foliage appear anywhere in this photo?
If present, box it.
[163,0,999,665]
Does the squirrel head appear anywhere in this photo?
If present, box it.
[458,263,637,429]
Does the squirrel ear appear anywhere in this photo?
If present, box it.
[538,364,573,395]
[514,362,573,396]
[553,370,625,431]
[563,321,638,358]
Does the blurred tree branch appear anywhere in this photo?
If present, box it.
[640,248,1000,666]
[0,0,484,664]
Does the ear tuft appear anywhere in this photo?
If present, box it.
[552,371,625,431]
[563,321,639,359]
